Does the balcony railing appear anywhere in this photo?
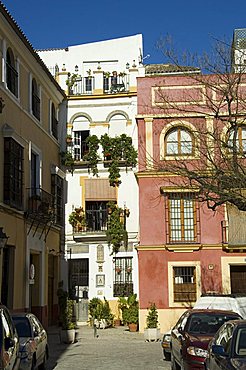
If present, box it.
[113,283,133,297]
[72,209,108,233]
[68,74,129,96]
[70,77,95,95]
[26,188,55,223]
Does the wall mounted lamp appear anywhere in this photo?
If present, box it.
[0,227,8,252]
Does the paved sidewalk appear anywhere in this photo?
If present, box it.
[47,325,171,370]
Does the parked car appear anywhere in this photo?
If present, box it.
[0,304,20,370]
[170,309,242,370]
[12,313,48,370]
[161,330,171,360]
[206,319,246,369]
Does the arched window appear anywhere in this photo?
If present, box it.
[6,48,18,97]
[165,127,193,156]
[228,126,246,153]
[51,103,58,139]
[32,78,40,120]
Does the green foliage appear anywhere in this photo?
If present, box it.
[83,133,137,187]
[57,287,75,330]
[61,151,74,173]
[106,202,128,254]
[83,135,100,176]
[88,297,114,325]
[66,73,79,90]
[146,303,158,329]
[118,294,139,325]
[68,208,86,230]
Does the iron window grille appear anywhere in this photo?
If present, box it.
[166,192,200,244]
[173,266,196,302]
[113,257,133,297]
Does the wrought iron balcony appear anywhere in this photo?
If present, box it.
[26,188,55,223]
[113,283,133,297]
[72,209,108,233]
[69,77,95,95]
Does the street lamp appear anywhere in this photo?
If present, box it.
[0,227,8,252]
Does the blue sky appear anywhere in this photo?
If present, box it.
[2,0,246,64]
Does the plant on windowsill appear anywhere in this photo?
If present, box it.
[66,134,73,145]
[100,134,137,187]
[106,202,128,255]
[144,302,160,342]
[61,151,74,174]
[68,207,87,232]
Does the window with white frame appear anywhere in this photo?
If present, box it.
[167,193,198,243]
[165,127,193,156]
[228,125,246,154]
[73,130,89,161]
[6,48,18,98]
[32,78,40,120]
[51,103,58,139]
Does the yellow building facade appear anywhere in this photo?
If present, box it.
[0,4,67,327]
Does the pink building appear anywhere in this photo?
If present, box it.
[136,66,246,332]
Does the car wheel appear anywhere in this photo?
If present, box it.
[164,350,171,361]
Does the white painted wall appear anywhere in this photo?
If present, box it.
[38,35,142,305]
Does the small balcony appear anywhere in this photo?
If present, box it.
[26,188,55,224]
[71,209,108,233]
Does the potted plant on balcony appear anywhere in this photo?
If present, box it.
[144,302,160,342]
[68,207,87,232]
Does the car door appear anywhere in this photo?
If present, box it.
[30,315,46,365]
[171,311,189,366]
[209,323,233,370]
[1,308,19,370]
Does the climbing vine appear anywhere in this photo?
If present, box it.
[83,134,137,187]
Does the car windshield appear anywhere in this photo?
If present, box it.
[235,327,246,357]
[13,317,31,337]
[187,313,239,335]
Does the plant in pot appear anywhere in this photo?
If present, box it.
[144,302,161,342]
[118,294,139,332]
[68,207,87,232]
[57,287,76,344]
[88,297,114,329]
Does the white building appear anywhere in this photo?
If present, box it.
[232,28,246,72]
[38,35,144,321]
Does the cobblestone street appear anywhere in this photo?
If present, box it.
[47,325,171,370]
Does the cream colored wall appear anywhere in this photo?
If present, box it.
[139,308,186,333]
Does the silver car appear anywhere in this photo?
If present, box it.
[12,313,48,370]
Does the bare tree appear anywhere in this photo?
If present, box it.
[147,36,246,213]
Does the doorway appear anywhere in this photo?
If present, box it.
[230,265,246,293]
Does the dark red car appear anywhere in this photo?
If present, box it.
[170,309,242,370]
